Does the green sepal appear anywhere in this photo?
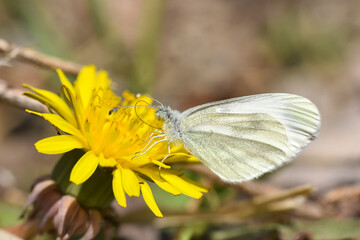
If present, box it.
[51,149,114,209]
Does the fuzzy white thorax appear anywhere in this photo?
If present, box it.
[156,106,183,145]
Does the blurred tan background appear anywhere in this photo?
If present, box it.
[0,0,360,226]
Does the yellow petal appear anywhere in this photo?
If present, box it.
[23,92,49,107]
[138,177,163,217]
[151,160,171,169]
[23,85,77,126]
[162,172,203,199]
[64,84,85,131]
[35,135,84,154]
[136,167,181,195]
[112,168,126,207]
[181,176,208,193]
[75,65,96,109]
[122,168,140,197]
[98,155,117,167]
[96,70,110,89]
[26,110,84,141]
[153,178,181,196]
[57,69,75,100]
[162,153,200,164]
[70,151,99,185]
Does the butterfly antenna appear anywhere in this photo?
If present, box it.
[137,94,164,107]
[150,97,164,107]
[109,104,155,115]
[134,100,162,130]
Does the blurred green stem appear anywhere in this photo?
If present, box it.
[131,0,165,93]
[87,0,132,79]
[4,0,71,58]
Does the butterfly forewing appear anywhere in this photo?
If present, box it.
[179,93,320,182]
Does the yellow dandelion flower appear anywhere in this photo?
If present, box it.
[24,65,207,217]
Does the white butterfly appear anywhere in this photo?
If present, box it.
[113,93,321,183]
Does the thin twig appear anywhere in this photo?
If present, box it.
[0,79,47,112]
[0,38,82,75]
[153,185,314,228]
[183,164,280,195]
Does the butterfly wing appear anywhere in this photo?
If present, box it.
[179,93,320,182]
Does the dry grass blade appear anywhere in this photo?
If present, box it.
[0,79,48,112]
[154,185,314,228]
[0,38,82,75]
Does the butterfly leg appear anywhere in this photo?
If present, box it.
[140,130,164,145]
[135,134,166,154]
[131,138,167,159]
[158,143,171,179]
[159,143,171,166]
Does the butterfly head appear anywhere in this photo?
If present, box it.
[156,106,181,123]
[156,106,172,120]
